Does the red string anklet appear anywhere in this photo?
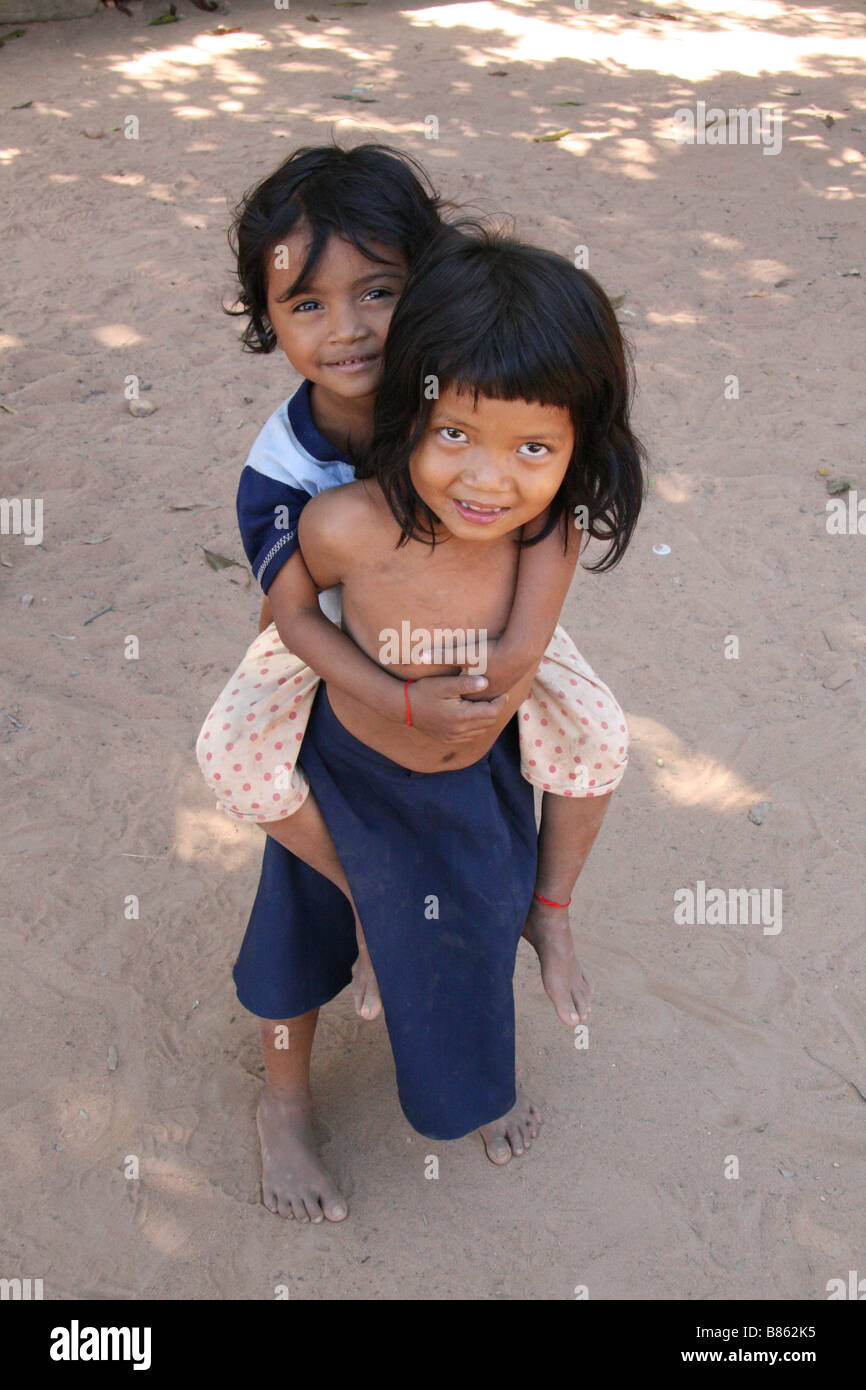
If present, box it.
[534,891,572,909]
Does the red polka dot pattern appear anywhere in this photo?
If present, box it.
[197,620,629,824]
[516,623,629,800]
[195,623,317,822]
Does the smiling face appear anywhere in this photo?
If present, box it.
[409,386,575,541]
[264,226,408,405]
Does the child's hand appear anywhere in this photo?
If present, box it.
[407,674,507,743]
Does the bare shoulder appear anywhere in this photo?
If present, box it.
[303,478,371,526]
[300,480,372,548]
[298,480,394,585]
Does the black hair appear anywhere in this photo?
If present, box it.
[362,224,647,571]
[225,141,445,352]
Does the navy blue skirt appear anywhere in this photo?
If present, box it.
[233,685,538,1140]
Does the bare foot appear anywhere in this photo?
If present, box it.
[522,897,594,1026]
[352,919,382,1021]
[479,1091,542,1165]
[257,1083,347,1223]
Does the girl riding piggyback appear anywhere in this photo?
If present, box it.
[228,226,647,1215]
[197,140,643,1046]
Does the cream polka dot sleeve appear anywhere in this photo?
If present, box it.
[196,624,318,822]
[518,625,629,797]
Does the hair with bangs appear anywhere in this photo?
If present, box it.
[225,142,445,352]
[362,225,647,571]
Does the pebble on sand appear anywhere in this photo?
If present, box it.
[823,660,855,691]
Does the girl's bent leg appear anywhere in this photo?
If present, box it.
[536,787,612,902]
[523,790,613,1026]
[262,794,383,1021]
[257,1010,348,1223]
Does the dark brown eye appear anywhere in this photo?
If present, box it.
[518,442,548,457]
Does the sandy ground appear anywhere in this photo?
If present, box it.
[0,0,864,1302]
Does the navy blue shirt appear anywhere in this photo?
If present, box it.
[236,380,357,596]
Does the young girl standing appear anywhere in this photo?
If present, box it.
[198,143,634,1037]
[225,227,645,1222]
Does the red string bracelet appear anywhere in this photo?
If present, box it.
[404,678,416,727]
[534,891,572,909]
